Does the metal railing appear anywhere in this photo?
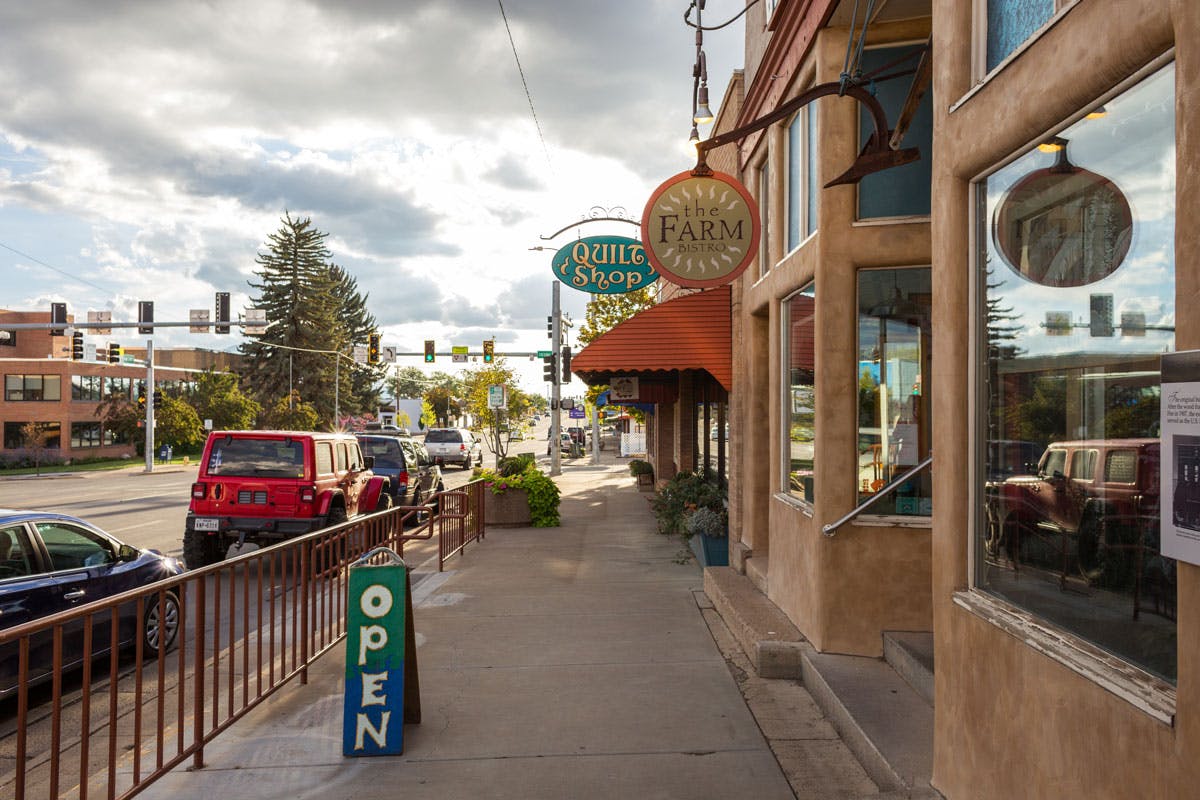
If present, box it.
[0,483,485,800]
[822,456,933,537]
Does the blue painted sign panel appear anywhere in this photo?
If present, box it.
[551,236,656,294]
[343,563,407,756]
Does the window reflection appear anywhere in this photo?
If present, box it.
[978,64,1176,683]
[857,268,932,514]
[785,285,816,501]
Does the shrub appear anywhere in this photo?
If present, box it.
[628,459,654,476]
[685,506,727,539]
[497,453,534,477]
[650,471,726,539]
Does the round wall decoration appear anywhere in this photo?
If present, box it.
[641,170,761,288]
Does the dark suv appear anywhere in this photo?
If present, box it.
[989,438,1159,583]
[355,434,445,510]
[184,431,391,568]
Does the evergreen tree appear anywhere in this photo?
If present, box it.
[328,263,385,416]
[240,214,379,425]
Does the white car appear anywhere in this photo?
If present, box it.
[424,428,483,470]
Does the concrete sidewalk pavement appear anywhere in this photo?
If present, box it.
[135,458,880,800]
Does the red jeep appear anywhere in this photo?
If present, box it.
[989,438,1160,586]
[183,431,391,568]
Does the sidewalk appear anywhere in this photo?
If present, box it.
[136,455,880,800]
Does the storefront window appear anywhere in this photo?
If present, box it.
[977,63,1176,682]
[104,376,131,399]
[785,285,816,501]
[3,421,61,449]
[857,268,932,514]
[5,374,61,401]
[71,422,102,448]
[72,375,102,402]
[758,159,771,278]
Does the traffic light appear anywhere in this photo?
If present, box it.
[152,390,162,409]
[424,340,435,363]
[368,332,381,364]
[560,345,572,383]
[542,354,557,383]
[482,339,494,363]
[215,292,231,334]
[50,302,67,335]
[137,383,147,409]
[107,343,121,363]
[546,315,553,339]
[138,301,154,334]
[71,331,84,360]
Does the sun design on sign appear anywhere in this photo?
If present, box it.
[656,181,746,275]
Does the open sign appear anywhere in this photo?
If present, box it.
[343,551,420,756]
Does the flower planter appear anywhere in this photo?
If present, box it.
[688,533,729,567]
[484,488,532,527]
[636,472,655,492]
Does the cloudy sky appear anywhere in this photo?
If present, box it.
[0,0,744,394]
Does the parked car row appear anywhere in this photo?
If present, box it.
[0,510,184,699]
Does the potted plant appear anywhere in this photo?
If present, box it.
[475,456,561,527]
[684,505,729,567]
[629,458,655,490]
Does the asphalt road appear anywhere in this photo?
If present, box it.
[0,429,546,558]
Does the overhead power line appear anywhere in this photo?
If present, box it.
[497,0,554,177]
[0,240,116,294]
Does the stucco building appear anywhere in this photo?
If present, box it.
[705,1,1196,797]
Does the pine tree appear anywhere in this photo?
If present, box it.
[328,263,384,418]
[240,214,375,425]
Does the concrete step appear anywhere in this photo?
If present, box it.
[703,566,805,678]
[704,567,939,798]
[883,631,935,706]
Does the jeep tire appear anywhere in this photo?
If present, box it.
[183,528,223,569]
[326,504,348,528]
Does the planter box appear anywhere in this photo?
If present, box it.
[636,472,655,492]
[483,488,532,527]
[688,533,729,567]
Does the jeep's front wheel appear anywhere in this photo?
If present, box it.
[183,528,223,569]
[326,504,348,528]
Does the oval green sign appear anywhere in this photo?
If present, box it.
[551,236,657,294]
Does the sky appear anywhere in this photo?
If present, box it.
[0,0,745,398]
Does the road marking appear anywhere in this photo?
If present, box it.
[106,519,163,533]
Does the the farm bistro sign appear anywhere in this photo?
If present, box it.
[551,235,657,294]
[641,170,760,288]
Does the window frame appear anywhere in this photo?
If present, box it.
[970,0,1082,85]
[781,283,817,504]
[755,154,771,280]
[785,103,818,255]
[5,374,62,402]
[965,55,1179,709]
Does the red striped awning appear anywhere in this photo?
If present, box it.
[570,284,731,391]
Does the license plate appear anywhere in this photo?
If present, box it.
[193,518,220,531]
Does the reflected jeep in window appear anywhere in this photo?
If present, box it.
[183,431,391,568]
[988,438,1159,587]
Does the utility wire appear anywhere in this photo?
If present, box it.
[0,240,115,294]
[685,0,758,31]
[497,0,554,177]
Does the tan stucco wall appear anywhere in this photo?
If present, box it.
[732,20,934,656]
[931,1,1198,797]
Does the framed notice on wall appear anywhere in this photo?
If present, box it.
[1161,350,1200,566]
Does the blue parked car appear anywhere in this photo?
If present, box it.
[0,510,184,699]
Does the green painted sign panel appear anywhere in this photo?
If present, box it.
[537,350,553,358]
[552,235,656,294]
[343,563,407,756]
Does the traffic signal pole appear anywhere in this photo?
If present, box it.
[550,281,562,477]
[144,339,155,474]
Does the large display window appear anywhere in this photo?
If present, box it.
[976,63,1176,682]
[784,285,816,502]
[857,267,932,514]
